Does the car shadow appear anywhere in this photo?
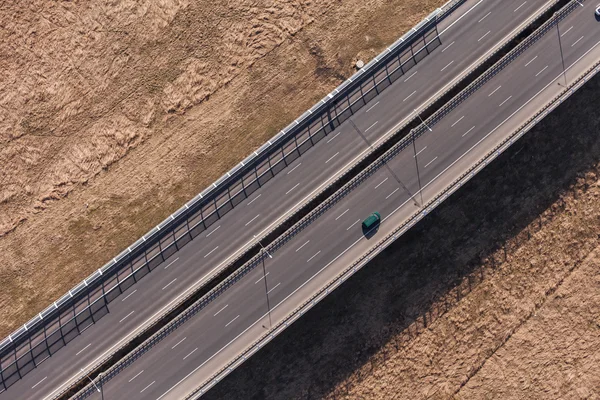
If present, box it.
[362,224,380,239]
[203,74,600,400]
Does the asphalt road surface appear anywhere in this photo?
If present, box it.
[80,1,600,399]
[0,0,561,399]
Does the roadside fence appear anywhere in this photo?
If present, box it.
[0,0,466,394]
[71,1,598,397]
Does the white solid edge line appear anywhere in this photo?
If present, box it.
[155,233,365,400]
[42,3,564,399]
[439,0,484,36]
[168,35,600,400]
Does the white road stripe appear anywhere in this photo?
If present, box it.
[375,177,389,188]
[121,289,137,302]
[478,11,491,23]
[572,35,584,47]
[347,219,361,231]
[204,246,219,258]
[478,30,491,42]
[75,343,92,356]
[535,65,548,77]
[307,251,321,263]
[154,38,600,400]
[162,278,177,291]
[172,337,187,349]
[514,1,527,12]
[488,85,501,96]
[255,272,269,284]
[245,214,260,226]
[296,240,310,251]
[267,282,281,295]
[365,121,379,131]
[386,187,400,199]
[225,315,240,328]
[525,55,538,67]
[129,370,144,382]
[560,26,573,37]
[403,90,417,102]
[462,126,476,137]
[451,115,464,127]
[183,348,198,360]
[247,193,261,206]
[325,152,339,164]
[119,311,135,323]
[404,71,418,81]
[287,163,302,174]
[326,132,341,143]
[32,377,47,389]
[140,381,155,393]
[440,60,454,72]
[335,209,350,220]
[286,183,300,195]
[439,0,484,36]
[246,214,260,227]
[214,304,228,316]
[499,95,513,107]
[206,225,221,237]
[163,257,179,270]
[424,157,438,168]
[441,41,455,53]
[366,101,380,112]
[414,146,427,158]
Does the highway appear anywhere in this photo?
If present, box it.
[0,0,561,399]
[76,1,600,399]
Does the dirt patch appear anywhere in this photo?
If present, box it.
[456,249,600,399]
[0,0,445,336]
[203,59,600,399]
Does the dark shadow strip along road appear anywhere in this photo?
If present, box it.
[0,1,561,399]
[79,1,600,399]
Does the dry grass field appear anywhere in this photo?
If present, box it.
[204,68,600,399]
[3,1,600,399]
[0,0,443,337]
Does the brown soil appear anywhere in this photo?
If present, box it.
[203,62,600,398]
[0,0,444,337]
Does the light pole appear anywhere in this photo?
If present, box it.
[411,129,424,206]
[81,369,102,398]
[555,12,567,87]
[254,235,273,329]
[349,119,419,206]
[415,109,432,132]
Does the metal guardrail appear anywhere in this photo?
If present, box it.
[70,1,593,398]
[0,0,465,393]
[184,7,597,400]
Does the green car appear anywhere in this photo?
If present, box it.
[362,212,381,230]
